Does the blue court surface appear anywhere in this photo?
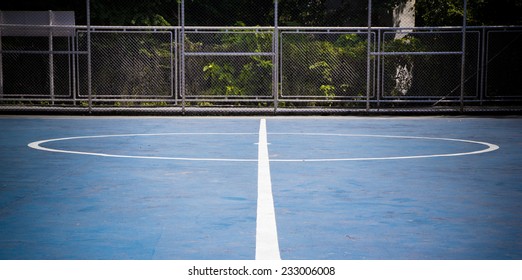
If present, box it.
[0,116,521,260]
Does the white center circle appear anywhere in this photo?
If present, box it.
[27,132,499,162]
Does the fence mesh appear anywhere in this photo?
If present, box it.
[280,31,370,100]
[380,30,480,100]
[485,30,522,98]
[1,1,521,114]
[77,31,173,101]
[1,31,76,98]
[184,55,274,99]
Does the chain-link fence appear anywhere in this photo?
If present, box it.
[280,30,372,103]
[183,28,274,102]
[485,28,522,99]
[0,10,78,98]
[1,1,521,114]
[379,29,479,99]
[77,30,174,101]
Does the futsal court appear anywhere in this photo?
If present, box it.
[0,116,521,260]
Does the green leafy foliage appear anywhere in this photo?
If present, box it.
[1,0,521,26]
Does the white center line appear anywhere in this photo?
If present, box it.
[255,119,281,260]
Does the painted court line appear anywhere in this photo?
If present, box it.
[27,133,499,162]
[27,133,258,162]
[266,133,500,162]
[255,119,281,260]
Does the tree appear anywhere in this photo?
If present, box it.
[279,0,327,26]
[185,0,273,26]
[0,0,179,26]
[415,0,522,26]
[91,0,178,26]
[1,1,520,27]
[278,0,407,27]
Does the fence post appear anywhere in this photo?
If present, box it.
[49,10,55,104]
[0,11,3,98]
[273,0,279,114]
[460,0,467,112]
[479,26,486,104]
[180,0,186,114]
[366,0,372,112]
[86,0,92,113]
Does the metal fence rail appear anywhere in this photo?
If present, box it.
[0,25,521,114]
